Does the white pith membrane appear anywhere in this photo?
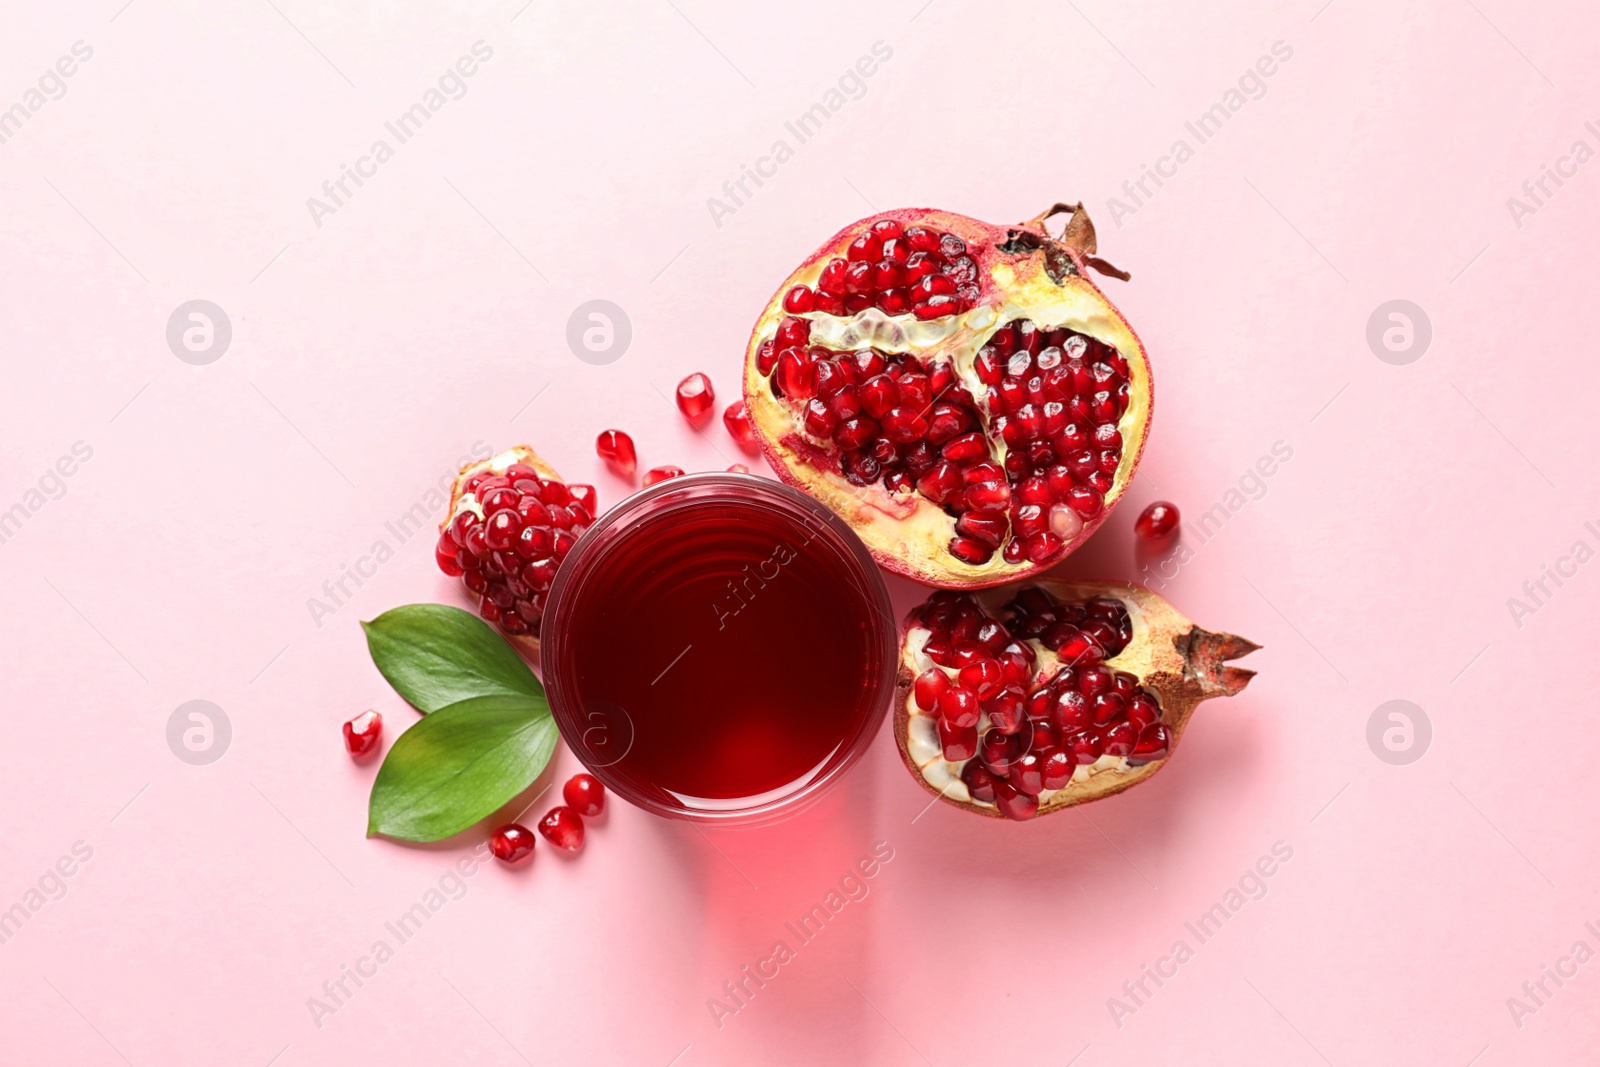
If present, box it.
[893,580,1261,820]
[902,590,1149,811]
[743,214,1152,586]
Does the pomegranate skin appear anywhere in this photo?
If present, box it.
[743,204,1153,589]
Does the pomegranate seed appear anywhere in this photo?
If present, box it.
[848,230,884,262]
[1078,666,1114,698]
[1031,717,1061,752]
[774,317,810,348]
[643,466,684,487]
[917,461,963,504]
[937,717,978,761]
[834,417,879,452]
[1066,485,1103,519]
[958,659,1005,700]
[783,285,815,313]
[488,823,537,864]
[955,510,1007,548]
[538,806,585,851]
[1009,752,1045,796]
[1041,751,1075,790]
[986,686,1027,733]
[563,773,606,816]
[1102,720,1138,758]
[938,687,980,729]
[595,430,637,478]
[915,668,949,712]
[435,535,464,577]
[1135,501,1180,543]
[1025,531,1064,564]
[993,782,1038,821]
[728,463,750,474]
[980,731,1018,776]
[723,401,758,452]
[1065,730,1103,764]
[1132,722,1173,761]
[1128,692,1161,730]
[962,760,998,803]
[775,350,816,400]
[675,373,716,423]
[343,710,382,756]
[881,407,929,443]
[804,398,839,437]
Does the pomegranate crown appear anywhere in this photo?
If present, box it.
[1000,202,1131,285]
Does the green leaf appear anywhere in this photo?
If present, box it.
[361,604,540,713]
[367,694,557,842]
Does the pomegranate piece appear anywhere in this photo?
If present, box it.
[1135,500,1180,543]
[643,465,685,487]
[595,429,637,478]
[342,710,382,757]
[742,203,1151,588]
[895,580,1257,820]
[435,446,597,649]
[538,806,585,851]
[563,773,606,817]
[489,823,537,864]
[723,401,759,453]
[676,372,716,424]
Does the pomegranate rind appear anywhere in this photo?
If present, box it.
[892,580,1258,820]
[441,445,561,661]
[743,206,1153,589]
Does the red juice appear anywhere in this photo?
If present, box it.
[544,478,894,818]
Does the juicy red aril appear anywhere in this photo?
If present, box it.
[1136,501,1180,542]
[563,773,606,817]
[343,710,382,756]
[948,536,993,565]
[489,824,536,864]
[1102,720,1138,758]
[938,687,980,729]
[1128,693,1160,729]
[1132,722,1173,761]
[962,761,998,803]
[914,668,949,711]
[643,466,684,487]
[596,430,637,478]
[1041,751,1075,790]
[1009,752,1045,796]
[979,730,1017,776]
[993,782,1038,821]
[783,285,814,313]
[435,534,464,576]
[986,687,1027,734]
[538,806,585,851]
[723,402,759,455]
[938,718,978,761]
[676,373,716,423]
[1054,689,1091,731]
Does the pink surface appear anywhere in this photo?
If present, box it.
[2,1,1597,1063]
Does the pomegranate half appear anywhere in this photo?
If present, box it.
[743,203,1151,588]
[433,445,597,655]
[895,580,1257,820]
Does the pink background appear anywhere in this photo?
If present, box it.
[3,0,1597,1063]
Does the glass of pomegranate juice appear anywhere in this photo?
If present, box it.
[542,472,895,823]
